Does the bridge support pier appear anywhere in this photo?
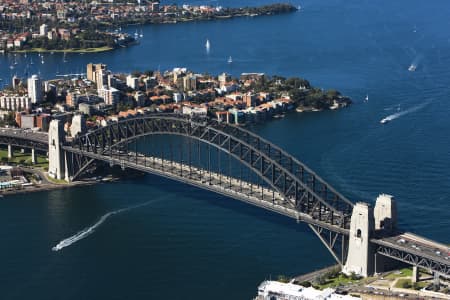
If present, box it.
[48,120,67,181]
[343,202,375,277]
[374,194,397,233]
[412,266,419,283]
[31,148,37,164]
[7,144,13,159]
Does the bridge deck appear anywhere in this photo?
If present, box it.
[66,147,350,235]
[372,233,450,277]
[0,128,48,144]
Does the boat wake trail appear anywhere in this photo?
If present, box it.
[380,101,429,124]
[52,200,155,252]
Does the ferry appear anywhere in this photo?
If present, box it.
[408,64,417,72]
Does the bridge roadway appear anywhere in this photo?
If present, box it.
[0,128,48,151]
[65,147,349,235]
[372,233,450,276]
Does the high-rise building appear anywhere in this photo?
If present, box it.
[96,69,108,91]
[27,74,43,104]
[86,63,107,83]
[126,75,139,89]
[98,87,120,106]
[183,75,197,91]
[86,63,95,82]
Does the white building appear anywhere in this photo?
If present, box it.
[182,105,207,116]
[0,94,32,111]
[126,75,139,89]
[98,86,120,106]
[27,74,43,104]
[256,281,360,300]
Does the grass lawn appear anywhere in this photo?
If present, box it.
[0,148,48,169]
[395,278,428,290]
[316,274,361,289]
[13,46,113,53]
[385,268,413,280]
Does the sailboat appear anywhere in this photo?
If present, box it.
[63,52,68,63]
[227,56,233,64]
[41,55,45,64]
[139,29,143,38]
[205,39,210,51]
[364,94,369,102]
[30,57,34,65]
[134,29,139,38]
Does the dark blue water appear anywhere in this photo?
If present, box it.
[1,0,450,299]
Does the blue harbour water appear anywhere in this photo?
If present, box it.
[1,0,450,299]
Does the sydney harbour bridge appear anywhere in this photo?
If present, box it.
[0,114,449,281]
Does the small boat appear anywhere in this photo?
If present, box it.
[408,64,416,72]
[380,118,390,124]
[205,39,210,50]
[227,56,233,64]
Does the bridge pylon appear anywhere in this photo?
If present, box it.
[343,202,375,277]
[48,120,67,181]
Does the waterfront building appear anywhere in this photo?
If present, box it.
[218,72,230,88]
[27,74,43,104]
[183,75,197,91]
[87,63,107,83]
[0,94,31,111]
[96,69,108,91]
[256,281,359,300]
[12,75,20,90]
[86,63,95,82]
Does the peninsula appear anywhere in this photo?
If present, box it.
[0,1,297,53]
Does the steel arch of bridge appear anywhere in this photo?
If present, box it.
[69,114,354,228]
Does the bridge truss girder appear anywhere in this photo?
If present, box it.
[374,243,450,277]
[0,135,47,152]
